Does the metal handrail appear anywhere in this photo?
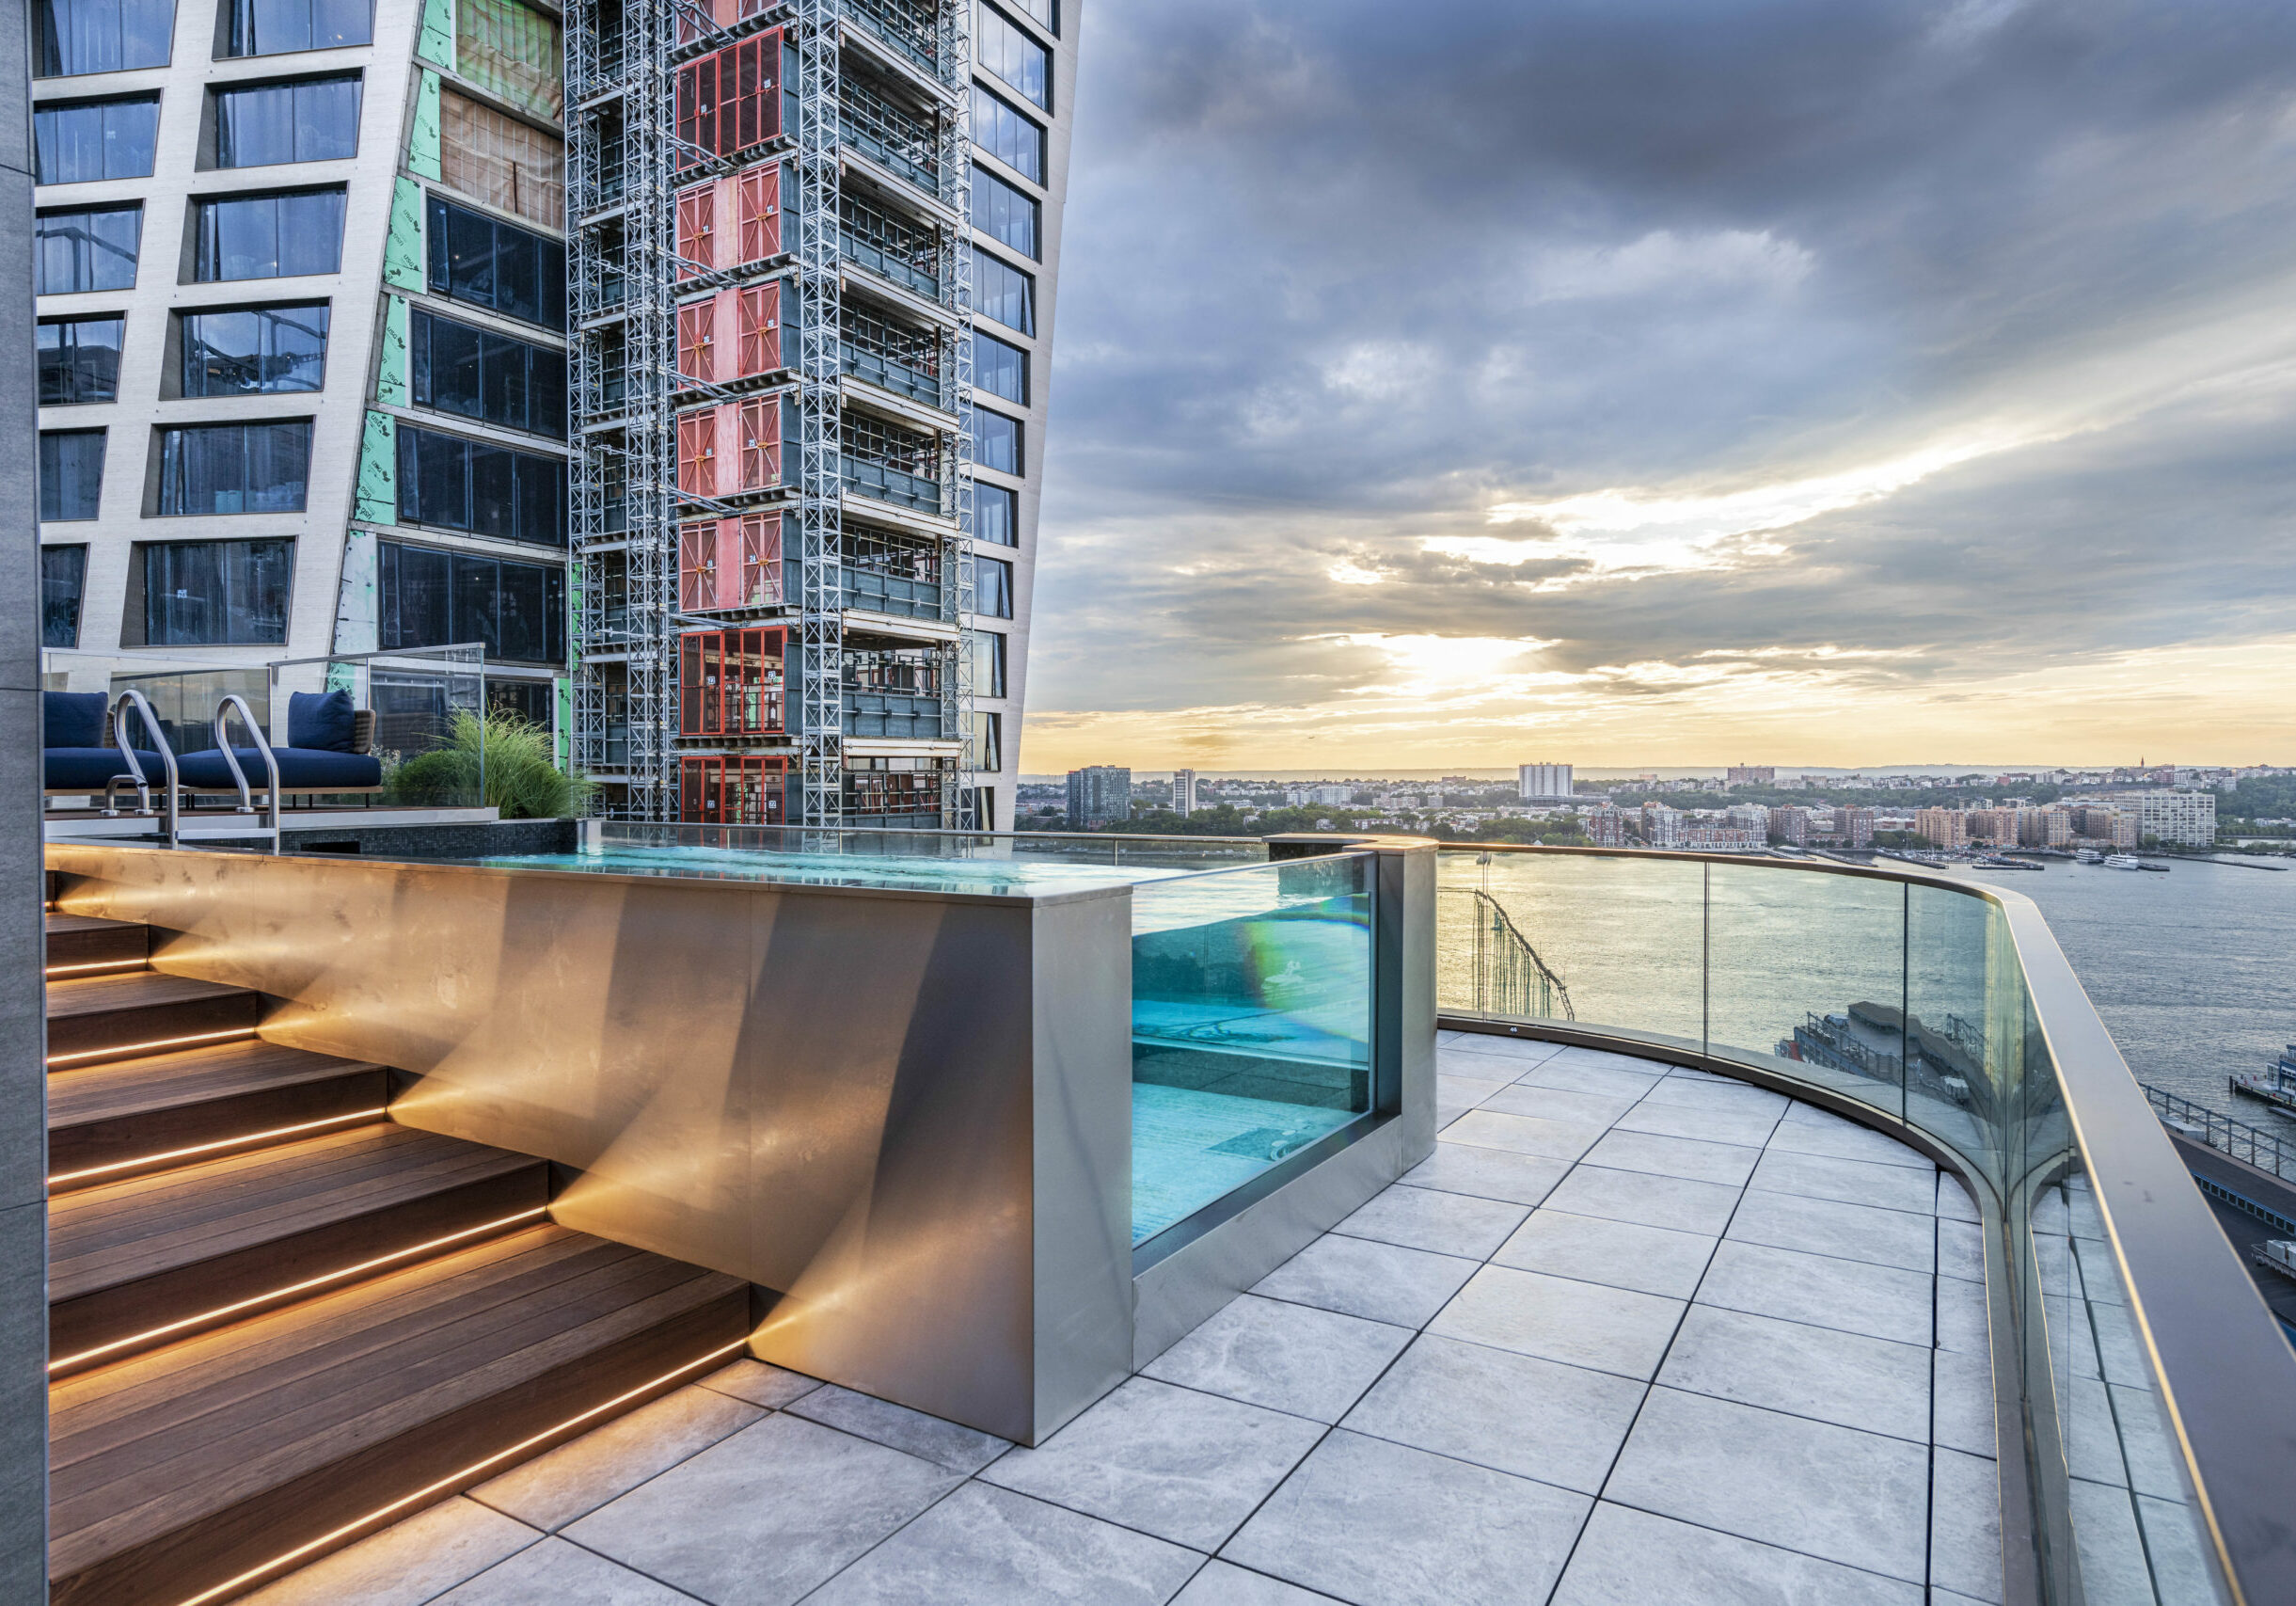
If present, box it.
[2146,1084,2294,1182]
[209,694,281,852]
[106,691,179,848]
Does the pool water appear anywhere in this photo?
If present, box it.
[1132,1085,1357,1243]
[483,844,1190,897]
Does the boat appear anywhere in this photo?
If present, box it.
[2230,1045,2296,1117]
[2104,854,2142,870]
[2075,850,2102,865]
[1972,854,2043,870]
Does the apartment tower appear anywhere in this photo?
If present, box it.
[566,0,1074,826]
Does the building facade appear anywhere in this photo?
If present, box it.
[1172,766,1196,815]
[1914,807,1968,849]
[564,0,1077,829]
[1726,764,1774,786]
[1064,762,1126,827]
[2104,788,2218,849]
[1517,761,1571,801]
[33,0,576,724]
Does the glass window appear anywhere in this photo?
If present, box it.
[1007,0,1053,33]
[394,423,566,547]
[214,74,361,167]
[971,330,1027,405]
[973,480,1017,545]
[970,163,1039,260]
[39,315,124,404]
[140,538,293,644]
[965,709,1002,772]
[223,0,372,56]
[34,95,161,183]
[36,204,141,294]
[440,90,564,230]
[967,628,1006,698]
[35,0,175,77]
[974,553,1014,618]
[426,196,565,330]
[411,309,565,437]
[155,420,311,514]
[192,188,345,280]
[455,0,562,119]
[971,83,1043,183]
[976,5,1049,110]
[971,246,1035,335]
[181,304,329,395]
[41,546,88,647]
[969,405,1021,475]
[39,430,105,520]
[379,539,564,661]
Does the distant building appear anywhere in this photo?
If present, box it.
[1727,766,1776,787]
[2102,789,2218,848]
[1837,807,1876,849]
[2072,805,2140,849]
[1724,803,1770,834]
[1965,808,2019,847]
[1586,807,1627,847]
[1915,807,1969,849]
[1681,827,1766,852]
[1286,785,1352,807]
[1173,769,1199,817]
[1772,806,1811,846]
[1640,803,1686,848]
[1066,767,1132,828]
[1518,763,1575,801]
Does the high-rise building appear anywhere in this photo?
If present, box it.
[1726,765,1775,786]
[1639,802,1685,848]
[31,0,577,727]
[1914,807,1968,849]
[1517,762,1573,802]
[1065,764,1128,827]
[2101,788,2218,849]
[1584,806,1625,847]
[1771,805,1810,846]
[1724,803,1769,834]
[567,0,1078,829]
[1172,767,1197,816]
[1837,806,1876,849]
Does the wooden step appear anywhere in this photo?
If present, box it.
[45,913,150,977]
[50,1225,749,1606]
[50,1125,549,1374]
[48,1040,391,1192]
[46,972,261,1069]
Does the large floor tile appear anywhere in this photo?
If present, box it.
[2111,1382,2188,1502]
[788,1384,1012,1474]
[1604,1387,1929,1582]
[241,1498,541,1606]
[1478,1083,1639,1127]
[1556,1046,1683,1079]
[2136,1493,2224,1606]
[1936,1271,1991,1356]
[807,1482,1202,1606]
[1613,1096,1782,1150]
[1931,1346,1999,1460]
[981,1376,1325,1552]
[2063,1375,2130,1487]
[1340,1333,1643,1493]
[1144,1295,1413,1423]
[1931,1447,2004,1603]
[1938,1170,1982,1221]
[1435,1073,1512,1109]
[562,1412,961,1606]
[1223,1431,1591,1606]
[1440,1033,1565,1068]
[1550,1501,1922,1606]
[1639,1075,1787,1112]
[1399,1141,1569,1207]
[435,1537,700,1604]
[1428,1264,1685,1380]
[1254,1232,1478,1328]
[1442,1108,1607,1164]
[1724,1187,1937,1274]
[1694,1239,1934,1345]
[472,1385,766,1532]
[1938,1217,1987,1283]
[1517,1057,1666,1099]
[700,1359,823,1409]
[1766,1105,1930,1169]
[1581,1128,1761,1186]
[1657,1304,1930,1442]
[1334,1184,1529,1258]
[1169,1561,1338,1604]
[1750,1150,1935,1215]
[1541,1165,1743,1235]
[1492,1209,1717,1299]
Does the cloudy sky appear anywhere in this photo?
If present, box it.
[1016,0,2296,773]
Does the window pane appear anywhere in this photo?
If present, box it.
[182,305,328,395]
[41,546,88,647]
[969,405,1021,475]
[276,190,346,276]
[451,553,498,647]
[494,556,546,660]
[36,205,141,294]
[34,95,159,183]
[216,83,293,167]
[194,190,343,280]
[39,315,124,404]
[971,83,1042,183]
[293,74,360,159]
[142,538,293,644]
[156,421,310,515]
[973,481,1017,546]
[976,5,1049,110]
[428,195,563,329]
[378,539,450,648]
[39,431,106,521]
[974,554,1014,617]
[414,310,487,419]
[971,330,1027,405]
[971,246,1036,335]
[467,441,514,538]
[970,163,1038,259]
[1006,0,1053,33]
[967,628,1006,698]
[38,0,176,76]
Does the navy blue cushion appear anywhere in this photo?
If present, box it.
[45,748,168,790]
[288,690,358,753]
[178,748,383,790]
[43,692,107,750]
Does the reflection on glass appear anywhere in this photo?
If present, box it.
[1132,854,1373,1244]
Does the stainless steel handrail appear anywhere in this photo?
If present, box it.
[209,693,281,852]
[106,691,179,848]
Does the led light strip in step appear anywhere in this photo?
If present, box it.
[47,1108,389,1187]
[47,1026,258,1067]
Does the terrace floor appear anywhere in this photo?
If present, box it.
[247,1036,2003,1606]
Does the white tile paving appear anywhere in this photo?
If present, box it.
[254,1040,2005,1606]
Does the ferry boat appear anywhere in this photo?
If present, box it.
[2075,849,2103,865]
[2230,1044,2296,1117]
[2104,853,2143,870]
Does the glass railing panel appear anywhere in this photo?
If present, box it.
[106,664,272,756]
[1906,881,2014,1173]
[1707,862,1907,1123]
[273,644,489,810]
[1435,848,1703,1056]
[1132,853,1375,1246]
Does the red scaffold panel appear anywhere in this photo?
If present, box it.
[674,164,783,274]
[678,755,787,825]
[678,513,782,611]
[674,397,783,499]
[674,30,784,167]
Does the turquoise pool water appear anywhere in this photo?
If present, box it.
[483,843,1190,896]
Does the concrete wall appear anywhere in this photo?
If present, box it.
[2,0,51,1593]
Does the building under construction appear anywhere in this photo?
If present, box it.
[566,0,1073,827]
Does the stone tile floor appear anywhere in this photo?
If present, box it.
[248,1036,2001,1606]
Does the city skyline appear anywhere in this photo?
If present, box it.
[1011,0,2296,773]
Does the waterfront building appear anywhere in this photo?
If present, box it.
[1173,766,1197,816]
[1837,804,1876,848]
[2072,805,2141,850]
[1517,760,1573,801]
[1639,801,1685,847]
[1916,806,1969,849]
[1723,802,1769,834]
[1585,804,1626,846]
[1725,763,1774,785]
[1065,762,1129,826]
[2101,788,2219,849]
[1681,825,1765,851]
[1771,804,1809,845]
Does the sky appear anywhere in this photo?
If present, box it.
[1015,0,2296,774]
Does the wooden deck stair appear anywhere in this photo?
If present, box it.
[41,907,751,1606]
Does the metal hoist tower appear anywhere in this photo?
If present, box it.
[568,0,978,826]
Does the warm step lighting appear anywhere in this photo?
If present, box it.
[46,1108,388,1186]
[46,1026,257,1068]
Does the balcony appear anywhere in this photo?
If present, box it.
[840,75,941,199]
[839,338,945,408]
[839,192,942,301]
[845,0,942,81]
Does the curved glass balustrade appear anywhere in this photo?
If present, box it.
[1435,844,2296,1606]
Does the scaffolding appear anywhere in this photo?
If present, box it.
[568,0,974,824]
